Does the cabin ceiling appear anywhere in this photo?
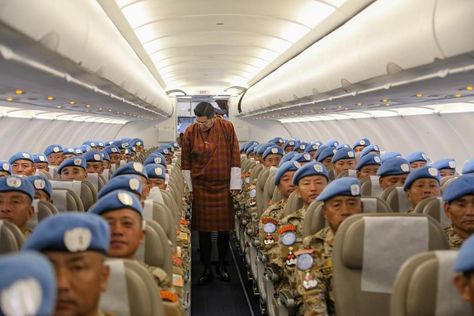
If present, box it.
[109,0,367,95]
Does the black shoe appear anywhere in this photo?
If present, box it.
[216,263,231,282]
[198,267,214,286]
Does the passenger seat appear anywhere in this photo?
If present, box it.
[333,213,449,315]
[391,250,470,316]
[0,220,24,254]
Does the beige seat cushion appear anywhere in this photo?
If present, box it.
[257,168,271,213]
[51,188,85,212]
[0,220,25,254]
[282,191,304,216]
[382,186,411,212]
[333,214,449,316]
[391,250,470,316]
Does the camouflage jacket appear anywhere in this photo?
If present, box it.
[295,226,335,316]
[444,225,464,249]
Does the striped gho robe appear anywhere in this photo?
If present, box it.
[181,117,241,231]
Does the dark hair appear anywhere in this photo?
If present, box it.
[194,102,215,118]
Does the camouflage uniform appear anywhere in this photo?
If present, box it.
[295,226,335,316]
[273,207,307,296]
[258,199,286,260]
[443,225,464,249]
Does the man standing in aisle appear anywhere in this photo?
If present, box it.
[181,102,241,285]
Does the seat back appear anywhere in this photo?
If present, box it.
[51,188,84,212]
[390,250,470,316]
[0,220,25,254]
[333,214,449,316]
[282,191,304,216]
[441,175,458,193]
[28,199,58,229]
[138,220,173,278]
[100,259,165,316]
[257,168,271,213]
[419,197,451,228]
[302,200,323,237]
[80,179,98,210]
[263,169,277,212]
[250,163,264,184]
[382,186,411,212]
[361,176,383,197]
[271,186,283,204]
[336,169,357,179]
[143,200,176,248]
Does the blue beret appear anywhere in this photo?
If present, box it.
[113,162,147,179]
[360,144,381,158]
[74,148,83,155]
[292,153,313,164]
[144,153,167,166]
[157,147,171,155]
[257,143,273,155]
[83,151,103,162]
[269,137,284,145]
[332,148,356,163]
[44,144,63,157]
[23,213,110,254]
[111,140,124,149]
[263,146,284,160]
[304,143,320,153]
[335,143,351,150]
[432,158,456,170]
[316,177,361,202]
[353,138,370,148]
[317,147,337,162]
[58,157,87,173]
[99,175,143,198]
[275,161,300,185]
[0,252,56,316]
[406,151,429,163]
[246,144,258,155]
[9,152,33,164]
[325,140,339,147]
[0,176,35,200]
[104,145,120,155]
[63,148,76,155]
[80,144,91,153]
[27,175,53,197]
[355,153,381,171]
[454,234,474,272]
[0,161,11,174]
[90,190,142,218]
[284,140,297,149]
[130,138,144,147]
[380,151,402,163]
[293,162,329,185]
[145,164,166,180]
[97,141,105,147]
[32,154,48,164]
[462,160,474,175]
[403,166,440,191]
[297,142,307,151]
[101,151,110,162]
[443,175,474,203]
[376,157,411,177]
[314,145,329,160]
[280,152,297,166]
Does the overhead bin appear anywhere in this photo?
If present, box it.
[240,0,474,115]
[0,0,172,117]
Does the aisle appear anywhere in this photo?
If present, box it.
[190,231,261,316]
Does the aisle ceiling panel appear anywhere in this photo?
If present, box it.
[114,0,350,94]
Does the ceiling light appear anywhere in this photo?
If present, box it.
[466,85,473,91]
[216,22,224,26]
[15,89,24,95]
[455,93,462,98]
[108,109,112,112]
[416,93,423,97]
[85,104,91,108]
[382,98,389,103]
[6,97,13,102]
[47,96,55,101]
[56,105,62,109]
[356,103,362,106]
[69,101,76,105]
